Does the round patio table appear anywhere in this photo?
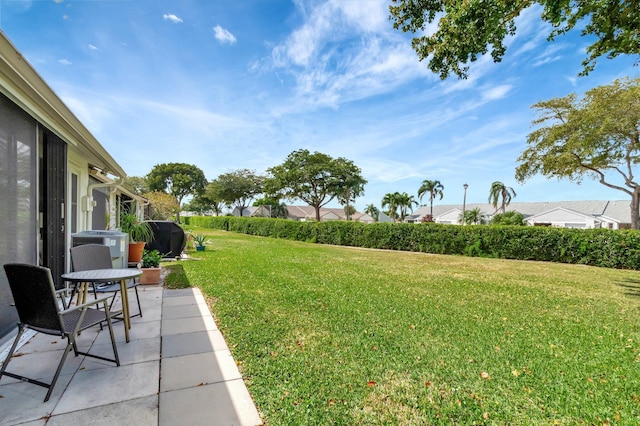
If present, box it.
[61,268,142,343]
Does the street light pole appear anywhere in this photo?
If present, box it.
[462,183,468,225]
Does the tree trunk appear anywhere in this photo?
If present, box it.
[315,205,321,221]
[631,190,640,229]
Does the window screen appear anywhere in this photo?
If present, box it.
[0,92,37,343]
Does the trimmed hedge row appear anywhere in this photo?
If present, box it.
[183,216,640,270]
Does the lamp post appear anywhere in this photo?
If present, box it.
[462,183,468,225]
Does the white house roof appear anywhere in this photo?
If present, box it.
[527,207,596,222]
[410,200,632,224]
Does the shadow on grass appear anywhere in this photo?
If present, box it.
[163,262,192,289]
[617,279,640,298]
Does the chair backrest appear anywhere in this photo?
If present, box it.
[3,263,63,333]
[70,244,113,272]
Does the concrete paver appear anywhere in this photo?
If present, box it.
[0,282,262,425]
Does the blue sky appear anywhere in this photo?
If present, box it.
[1,0,638,210]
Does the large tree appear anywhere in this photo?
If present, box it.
[389,0,640,79]
[121,176,149,195]
[146,163,207,208]
[267,149,366,221]
[336,160,368,221]
[188,184,225,216]
[382,192,400,222]
[515,77,640,229]
[418,179,444,220]
[397,192,418,222]
[254,196,289,219]
[364,203,380,222]
[142,191,180,220]
[488,181,517,214]
[209,169,264,217]
[459,207,487,225]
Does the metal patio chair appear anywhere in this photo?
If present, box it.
[0,263,120,402]
[69,244,142,318]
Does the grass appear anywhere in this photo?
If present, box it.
[170,227,640,425]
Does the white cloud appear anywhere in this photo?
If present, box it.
[163,14,183,24]
[532,55,562,67]
[213,25,237,45]
[88,44,98,50]
[482,84,513,100]
[58,59,72,65]
[266,1,430,111]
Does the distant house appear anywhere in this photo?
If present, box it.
[0,33,145,347]
[405,200,631,229]
[525,207,620,229]
[351,212,375,224]
[231,204,374,223]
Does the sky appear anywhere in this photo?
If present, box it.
[1,0,639,211]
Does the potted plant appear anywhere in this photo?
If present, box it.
[120,211,154,263]
[139,249,162,285]
[193,234,210,251]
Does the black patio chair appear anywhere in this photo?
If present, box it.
[0,263,120,402]
[69,244,142,318]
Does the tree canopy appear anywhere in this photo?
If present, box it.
[515,77,640,228]
[389,0,640,79]
[254,196,289,219]
[418,179,444,220]
[459,207,487,225]
[209,169,264,217]
[121,176,149,195]
[142,191,180,220]
[488,181,517,214]
[364,204,380,222]
[267,150,367,221]
[490,211,526,226]
[187,187,225,216]
[146,163,207,207]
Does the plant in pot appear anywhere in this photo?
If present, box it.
[140,249,162,285]
[193,234,211,251]
[120,212,154,263]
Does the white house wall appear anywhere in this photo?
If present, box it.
[527,209,596,228]
[435,209,462,225]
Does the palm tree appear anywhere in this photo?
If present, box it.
[381,193,400,222]
[396,192,418,222]
[459,207,486,225]
[364,204,380,222]
[418,179,444,219]
[488,181,517,213]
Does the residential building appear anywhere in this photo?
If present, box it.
[405,200,631,229]
[0,33,144,347]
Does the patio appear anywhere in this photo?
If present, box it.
[0,283,262,425]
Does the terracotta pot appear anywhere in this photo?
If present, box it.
[139,267,162,285]
[128,242,146,263]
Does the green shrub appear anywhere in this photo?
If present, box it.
[185,216,640,270]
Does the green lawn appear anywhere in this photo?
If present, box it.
[169,228,640,425]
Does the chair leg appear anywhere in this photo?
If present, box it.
[0,324,74,402]
[0,325,25,381]
[44,339,75,402]
[103,300,120,366]
[134,286,143,317]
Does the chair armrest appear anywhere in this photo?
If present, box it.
[59,295,112,315]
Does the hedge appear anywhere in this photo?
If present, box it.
[183,216,640,270]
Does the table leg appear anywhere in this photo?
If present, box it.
[76,282,89,306]
[120,279,131,343]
